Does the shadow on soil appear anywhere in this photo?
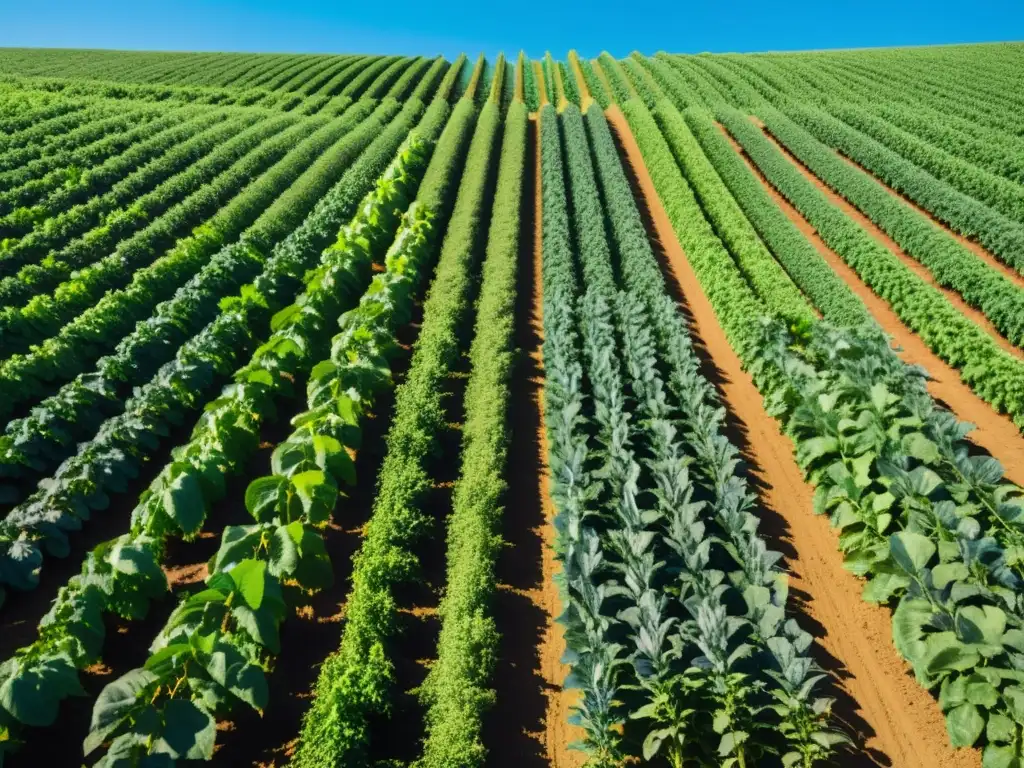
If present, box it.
[610,120,891,768]
[482,116,552,767]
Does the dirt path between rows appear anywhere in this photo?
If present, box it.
[752,119,1024,360]
[485,114,582,768]
[605,104,980,768]
[832,146,1024,292]
[569,55,593,110]
[534,61,550,107]
[725,122,1024,486]
[551,63,569,111]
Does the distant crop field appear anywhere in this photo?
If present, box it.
[0,43,1022,768]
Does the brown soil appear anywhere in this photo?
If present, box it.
[216,315,424,767]
[752,119,1024,359]
[605,103,981,768]
[728,121,1024,486]
[485,114,582,768]
[534,61,550,108]
[833,148,1024,292]
[569,54,594,111]
[551,62,569,112]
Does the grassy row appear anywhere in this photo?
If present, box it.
[785,102,1024,272]
[678,106,873,326]
[623,93,1024,763]
[649,98,817,325]
[291,95,487,767]
[417,98,528,768]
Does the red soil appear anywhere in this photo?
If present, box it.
[833,147,1024,293]
[606,104,981,768]
[530,113,585,766]
[752,119,1024,360]
[727,121,1024,486]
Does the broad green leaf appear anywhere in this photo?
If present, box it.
[290,470,337,525]
[153,698,216,760]
[889,531,936,575]
[313,435,356,486]
[862,573,910,604]
[210,525,264,573]
[85,669,157,754]
[286,521,333,590]
[0,658,85,727]
[1001,686,1024,722]
[870,382,894,412]
[144,644,191,677]
[162,469,205,536]
[982,743,1023,768]
[924,632,982,675]
[986,713,1017,744]
[107,540,167,592]
[798,437,838,468]
[205,642,268,711]
[903,432,940,464]
[227,560,265,610]
[957,605,1008,646]
[244,476,288,523]
[946,702,985,747]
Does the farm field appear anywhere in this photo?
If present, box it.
[0,42,1022,768]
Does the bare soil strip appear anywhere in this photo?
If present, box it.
[551,62,569,111]
[486,113,581,766]
[534,61,550,107]
[751,119,1024,359]
[723,123,1024,485]
[606,104,980,768]
[834,143,1024,292]
[569,55,593,110]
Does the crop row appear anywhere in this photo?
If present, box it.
[294,90,497,767]
[0,100,423,602]
[621,92,1024,764]
[752,107,1024,347]
[0,104,198,218]
[541,101,848,767]
[416,93,528,766]
[0,108,254,279]
[719,108,1024,430]
[0,100,389,505]
[0,94,448,765]
[80,110,445,767]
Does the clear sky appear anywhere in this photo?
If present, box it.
[2,0,1022,60]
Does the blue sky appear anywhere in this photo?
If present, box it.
[2,0,1022,60]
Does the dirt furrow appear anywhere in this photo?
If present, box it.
[606,103,980,768]
[751,119,1024,360]
[833,147,1024,292]
[534,61,550,107]
[569,55,593,110]
[486,113,582,768]
[719,122,1024,486]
